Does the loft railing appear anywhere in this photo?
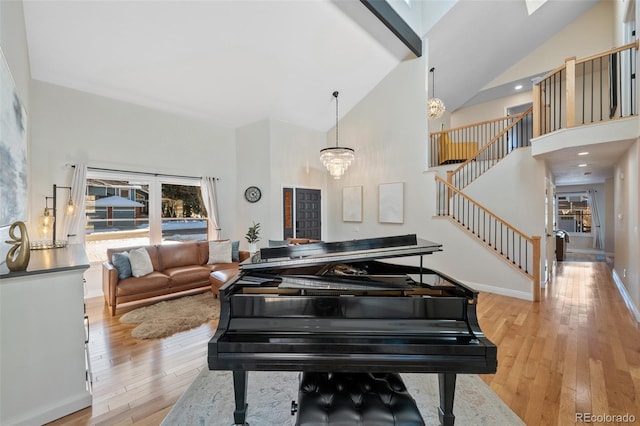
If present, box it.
[435,175,541,301]
[534,41,638,136]
[429,115,513,168]
[428,107,533,171]
[447,107,532,189]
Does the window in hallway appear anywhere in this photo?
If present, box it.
[557,192,591,233]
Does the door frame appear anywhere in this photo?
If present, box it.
[281,184,323,240]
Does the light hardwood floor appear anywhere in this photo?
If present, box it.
[49,257,640,425]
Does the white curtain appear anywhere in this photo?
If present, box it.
[61,164,88,245]
[200,176,221,240]
[587,189,602,249]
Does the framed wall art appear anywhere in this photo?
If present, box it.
[378,182,404,224]
[342,186,362,222]
[0,48,28,228]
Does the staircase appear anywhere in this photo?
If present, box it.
[428,42,638,303]
[431,108,541,301]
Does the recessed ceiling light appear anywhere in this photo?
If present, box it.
[515,85,523,90]
[578,151,589,156]
[578,163,588,167]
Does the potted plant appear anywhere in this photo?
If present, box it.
[245,221,261,253]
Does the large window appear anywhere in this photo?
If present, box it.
[161,183,206,242]
[557,192,591,233]
[84,171,207,263]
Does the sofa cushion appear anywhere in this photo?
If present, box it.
[116,272,170,296]
[130,247,154,277]
[209,262,240,272]
[165,265,211,287]
[112,252,132,280]
[208,240,232,264]
[158,242,200,270]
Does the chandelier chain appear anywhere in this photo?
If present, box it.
[333,91,339,147]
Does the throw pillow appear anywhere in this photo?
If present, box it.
[112,252,132,281]
[129,247,154,277]
[208,240,232,264]
[231,240,240,262]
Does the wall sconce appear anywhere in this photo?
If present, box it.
[39,197,55,238]
[37,184,75,246]
[52,184,75,242]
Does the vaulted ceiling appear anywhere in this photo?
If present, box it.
[22,0,609,184]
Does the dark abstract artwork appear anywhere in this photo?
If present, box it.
[0,49,28,227]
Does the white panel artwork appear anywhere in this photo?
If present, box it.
[378,182,404,224]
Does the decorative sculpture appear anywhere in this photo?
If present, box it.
[5,221,31,271]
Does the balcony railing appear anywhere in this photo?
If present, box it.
[534,41,638,136]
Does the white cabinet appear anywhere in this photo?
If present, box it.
[0,245,91,425]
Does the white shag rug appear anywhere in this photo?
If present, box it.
[162,368,524,426]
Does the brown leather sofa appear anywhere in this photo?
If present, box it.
[102,241,249,315]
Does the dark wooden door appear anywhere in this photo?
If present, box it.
[295,188,321,240]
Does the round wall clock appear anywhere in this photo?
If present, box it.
[244,186,262,203]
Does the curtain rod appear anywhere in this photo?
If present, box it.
[69,164,218,180]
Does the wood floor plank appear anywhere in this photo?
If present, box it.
[47,257,640,425]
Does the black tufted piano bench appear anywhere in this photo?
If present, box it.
[292,372,425,426]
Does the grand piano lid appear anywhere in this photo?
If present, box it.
[240,234,442,271]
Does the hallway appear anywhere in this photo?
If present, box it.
[478,258,640,425]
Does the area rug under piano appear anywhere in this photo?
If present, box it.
[162,368,524,426]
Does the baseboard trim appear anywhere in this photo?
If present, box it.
[612,268,640,323]
[463,281,533,301]
[2,392,91,425]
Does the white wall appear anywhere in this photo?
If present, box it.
[236,120,271,251]
[450,91,533,129]
[29,81,238,241]
[487,0,615,90]
[326,54,428,242]
[269,120,327,239]
[324,50,540,299]
[614,140,639,318]
[0,0,30,264]
[235,119,327,250]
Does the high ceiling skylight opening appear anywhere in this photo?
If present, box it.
[526,0,549,15]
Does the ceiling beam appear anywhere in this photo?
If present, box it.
[360,0,422,57]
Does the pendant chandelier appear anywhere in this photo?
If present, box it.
[427,67,446,119]
[320,91,355,179]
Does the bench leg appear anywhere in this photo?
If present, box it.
[437,373,456,426]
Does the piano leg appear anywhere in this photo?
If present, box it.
[437,373,456,426]
[232,370,249,426]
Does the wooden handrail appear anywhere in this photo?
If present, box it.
[449,106,533,178]
[435,175,541,301]
[537,41,639,85]
[430,115,510,136]
[576,40,639,65]
[435,175,534,243]
[535,41,638,137]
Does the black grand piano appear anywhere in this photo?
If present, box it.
[208,234,497,425]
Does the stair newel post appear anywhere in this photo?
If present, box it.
[532,235,541,302]
[565,56,576,129]
[446,170,454,217]
[532,83,541,138]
